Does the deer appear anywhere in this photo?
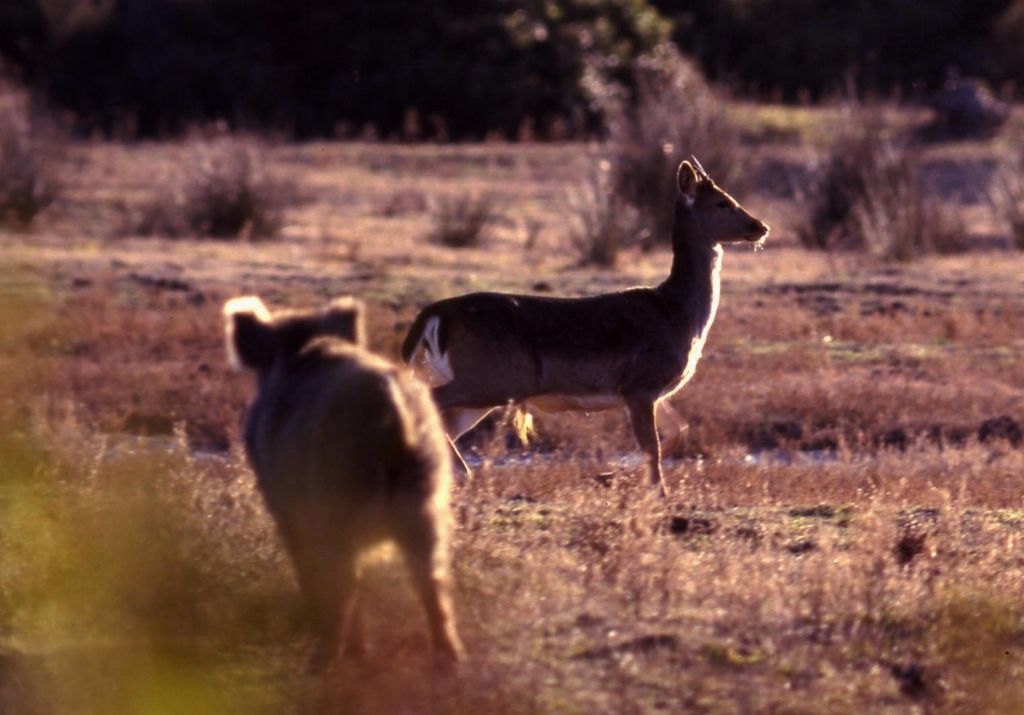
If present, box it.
[401,159,769,497]
[225,295,463,674]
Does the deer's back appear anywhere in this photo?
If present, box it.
[424,290,700,399]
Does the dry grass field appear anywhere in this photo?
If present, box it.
[2,114,1024,713]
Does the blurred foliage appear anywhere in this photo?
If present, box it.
[3,0,1024,138]
[0,0,668,139]
[652,0,1016,99]
[0,415,298,713]
[0,281,295,712]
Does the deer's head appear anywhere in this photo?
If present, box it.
[677,159,769,246]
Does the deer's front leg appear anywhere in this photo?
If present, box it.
[626,396,667,498]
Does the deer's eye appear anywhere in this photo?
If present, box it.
[716,200,730,209]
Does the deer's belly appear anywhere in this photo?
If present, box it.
[527,393,623,413]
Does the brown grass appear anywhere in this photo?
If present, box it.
[2,129,1024,712]
[4,402,1024,713]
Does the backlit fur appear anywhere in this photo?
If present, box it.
[227,295,463,673]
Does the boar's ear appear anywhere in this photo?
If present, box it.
[321,296,366,347]
[224,296,277,370]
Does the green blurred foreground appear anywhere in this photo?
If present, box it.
[0,284,297,713]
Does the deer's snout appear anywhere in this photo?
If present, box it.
[748,218,770,241]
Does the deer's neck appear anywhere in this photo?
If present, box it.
[658,203,722,337]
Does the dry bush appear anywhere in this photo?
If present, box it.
[589,44,745,245]
[0,92,59,229]
[924,77,1009,141]
[375,188,429,217]
[135,137,285,239]
[562,159,641,268]
[798,103,965,261]
[988,135,1024,249]
[429,192,498,248]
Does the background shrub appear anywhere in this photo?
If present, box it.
[595,43,744,245]
[181,139,283,238]
[0,87,58,228]
[849,156,966,261]
[563,159,641,267]
[798,103,965,261]
[988,135,1024,249]
[135,137,284,239]
[429,193,498,248]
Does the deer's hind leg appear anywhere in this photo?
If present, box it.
[431,378,501,484]
[626,396,667,498]
[436,407,494,483]
[442,407,495,441]
[656,400,688,456]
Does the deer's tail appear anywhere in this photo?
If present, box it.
[401,308,443,363]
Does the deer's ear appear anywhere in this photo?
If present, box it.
[677,161,700,205]
[224,296,277,370]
